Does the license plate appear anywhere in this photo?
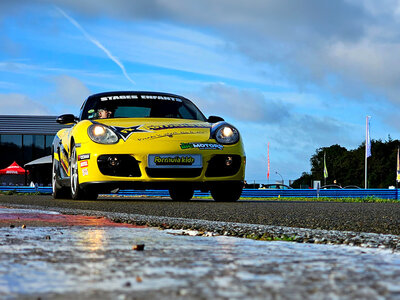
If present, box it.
[148,154,202,168]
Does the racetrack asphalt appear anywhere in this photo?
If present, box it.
[1,195,400,235]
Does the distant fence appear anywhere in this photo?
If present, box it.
[0,186,398,200]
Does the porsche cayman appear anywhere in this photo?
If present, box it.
[52,91,245,201]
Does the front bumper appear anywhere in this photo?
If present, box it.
[80,180,245,193]
[75,140,246,187]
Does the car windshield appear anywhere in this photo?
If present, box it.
[81,94,207,121]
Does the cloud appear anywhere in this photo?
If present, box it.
[23,0,398,105]
[191,82,357,147]
[193,83,290,123]
[0,93,49,115]
[50,75,90,105]
[55,6,136,86]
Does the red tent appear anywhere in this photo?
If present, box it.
[0,161,29,175]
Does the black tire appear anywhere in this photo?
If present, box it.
[169,185,194,201]
[210,182,243,202]
[70,145,98,200]
[52,158,70,199]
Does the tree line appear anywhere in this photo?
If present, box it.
[292,137,400,188]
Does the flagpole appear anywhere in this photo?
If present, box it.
[365,116,367,189]
[396,147,399,190]
[267,142,270,183]
[365,146,367,189]
[323,151,327,186]
[365,116,371,189]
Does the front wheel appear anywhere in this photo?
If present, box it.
[70,145,98,200]
[210,182,243,202]
[169,185,194,201]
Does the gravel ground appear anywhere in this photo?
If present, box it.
[3,219,400,300]
[61,207,400,252]
[2,195,400,234]
[2,198,400,251]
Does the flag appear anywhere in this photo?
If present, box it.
[267,142,270,180]
[397,147,400,183]
[324,152,328,179]
[366,116,371,158]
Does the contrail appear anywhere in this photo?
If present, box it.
[55,6,135,85]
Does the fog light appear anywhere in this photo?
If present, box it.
[108,156,120,167]
[225,156,233,166]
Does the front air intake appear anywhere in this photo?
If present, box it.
[205,155,241,177]
[97,155,141,177]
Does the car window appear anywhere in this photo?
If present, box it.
[114,107,151,118]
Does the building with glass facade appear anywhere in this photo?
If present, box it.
[0,115,69,185]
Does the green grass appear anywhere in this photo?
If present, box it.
[193,195,399,203]
[0,191,397,202]
[0,190,44,196]
[245,233,297,242]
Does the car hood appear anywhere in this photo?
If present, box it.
[95,118,212,142]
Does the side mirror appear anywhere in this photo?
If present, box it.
[207,115,225,123]
[56,114,78,125]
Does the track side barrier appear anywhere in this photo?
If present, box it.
[0,187,398,200]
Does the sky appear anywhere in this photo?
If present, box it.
[1,0,400,183]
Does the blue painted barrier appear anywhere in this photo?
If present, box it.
[0,186,398,200]
[0,186,52,194]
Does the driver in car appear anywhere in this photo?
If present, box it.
[97,108,112,119]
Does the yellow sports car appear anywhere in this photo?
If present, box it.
[52,91,245,201]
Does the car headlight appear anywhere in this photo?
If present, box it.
[88,124,119,144]
[214,123,240,145]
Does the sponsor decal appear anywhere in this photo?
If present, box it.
[148,154,202,168]
[137,131,204,141]
[80,161,89,168]
[91,122,209,142]
[78,154,90,161]
[111,125,150,141]
[101,95,139,101]
[154,155,194,166]
[100,94,181,102]
[141,95,182,102]
[82,168,89,176]
[6,171,18,174]
[180,143,223,150]
[143,123,211,131]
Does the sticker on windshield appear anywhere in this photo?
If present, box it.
[101,95,139,101]
[141,95,182,102]
[100,94,182,102]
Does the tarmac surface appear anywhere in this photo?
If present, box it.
[2,206,400,299]
[1,194,400,234]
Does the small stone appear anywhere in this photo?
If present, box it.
[132,244,144,251]
[45,235,51,240]
[21,225,26,229]
[136,276,142,283]
[179,289,189,296]
[124,281,131,287]
[9,225,15,228]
